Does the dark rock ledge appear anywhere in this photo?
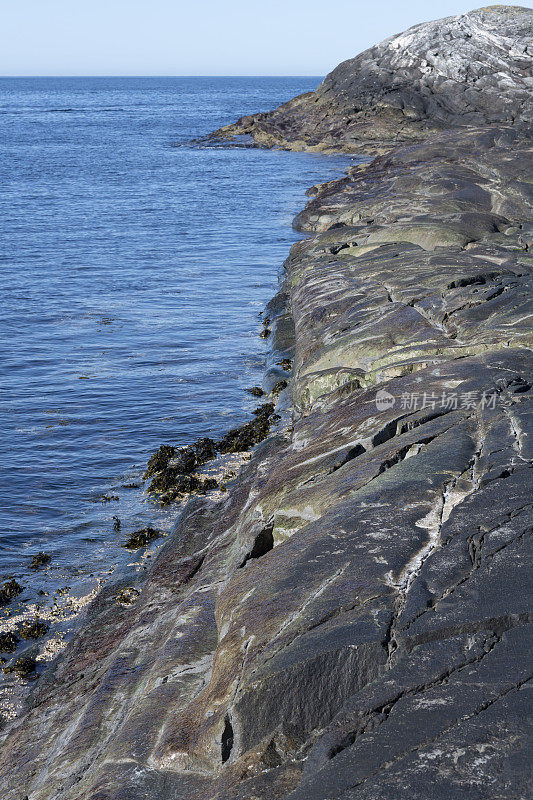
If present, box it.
[1,8,532,800]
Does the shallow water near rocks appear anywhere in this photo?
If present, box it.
[0,77,355,672]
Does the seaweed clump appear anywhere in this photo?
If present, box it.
[158,476,219,505]
[152,473,201,503]
[198,478,219,494]
[144,404,278,504]
[271,380,288,396]
[217,404,279,454]
[4,655,37,678]
[30,552,51,570]
[0,579,23,607]
[246,386,264,397]
[144,444,177,478]
[19,619,49,640]
[277,358,292,371]
[116,587,140,605]
[124,527,160,550]
[146,438,217,502]
[0,631,20,653]
[145,438,215,482]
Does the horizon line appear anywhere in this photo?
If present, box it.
[0,74,324,79]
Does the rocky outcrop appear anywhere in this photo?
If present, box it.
[1,9,532,800]
[212,6,533,154]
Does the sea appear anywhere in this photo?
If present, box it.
[0,77,355,642]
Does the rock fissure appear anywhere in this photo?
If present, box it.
[336,674,533,797]
[327,625,515,761]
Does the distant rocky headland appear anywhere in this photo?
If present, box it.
[213,4,532,155]
[1,6,532,799]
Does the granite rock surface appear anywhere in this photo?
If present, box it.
[212,6,533,154]
[1,8,532,800]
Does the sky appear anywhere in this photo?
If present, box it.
[1,0,532,76]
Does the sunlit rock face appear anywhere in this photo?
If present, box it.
[213,6,533,153]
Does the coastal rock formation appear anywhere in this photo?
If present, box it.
[212,5,533,153]
[1,125,531,800]
[1,8,532,800]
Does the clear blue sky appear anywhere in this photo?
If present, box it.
[1,1,532,76]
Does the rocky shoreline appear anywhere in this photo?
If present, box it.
[1,6,532,799]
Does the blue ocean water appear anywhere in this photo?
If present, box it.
[0,77,353,601]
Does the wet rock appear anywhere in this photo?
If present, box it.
[0,579,23,607]
[124,527,160,550]
[3,656,37,679]
[0,632,19,653]
[246,386,265,397]
[19,620,49,640]
[29,552,51,570]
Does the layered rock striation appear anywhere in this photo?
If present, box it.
[1,8,532,800]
